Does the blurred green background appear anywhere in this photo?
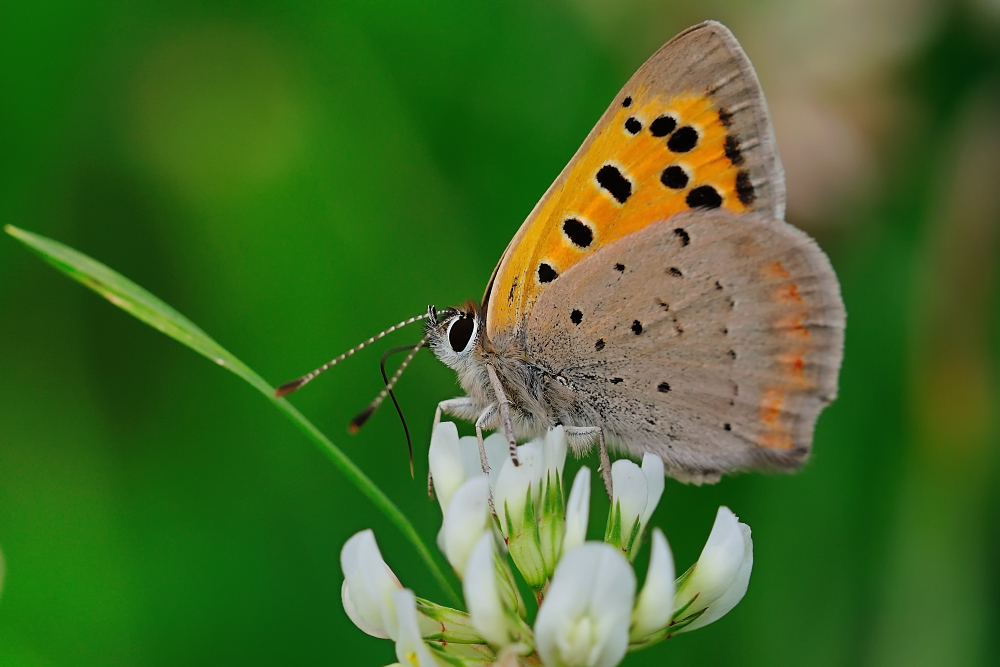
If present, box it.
[2,1,999,665]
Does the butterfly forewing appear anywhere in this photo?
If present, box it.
[485,21,785,340]
[523,211,844,483]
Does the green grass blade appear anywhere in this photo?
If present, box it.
[4,224,460,604]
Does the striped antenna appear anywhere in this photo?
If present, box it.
[349,330,432,433]
[274,312,430,398]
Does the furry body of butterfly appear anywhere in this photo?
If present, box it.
[423,20,846,487]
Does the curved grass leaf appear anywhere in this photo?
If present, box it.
[5,224,459,604]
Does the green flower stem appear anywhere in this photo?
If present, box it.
[5,224,460,605]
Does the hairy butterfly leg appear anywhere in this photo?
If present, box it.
[475,404,500,513]
[485,363,520,466]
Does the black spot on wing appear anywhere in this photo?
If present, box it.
[724,135,744,166]
[624,117,642,134]
[611,378,623,384]
[562,218,593,248]
[595,338,606,351]
[718,108,733,127]
[596,165,632,204]
[660,165,688,189]
[614,263,625,272]
[622,96,632,108]
[571,309,583,325]
[667,126,698,152]
[686,185,722,209]
[673,228,690,246]
[650,116,677,137]
[736,170,756,206]
[668,267,683,277]
[538,263,558,283]
[631,320,643,335]
[657,382,671,393]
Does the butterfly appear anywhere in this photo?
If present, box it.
[420,21,844,490]
[278,21,845,492]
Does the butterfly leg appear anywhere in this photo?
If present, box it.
[474,404,500,476]
[475,405,500,514]
[564,426,613,498]
[433,397,479,431]
[485,363,520,466]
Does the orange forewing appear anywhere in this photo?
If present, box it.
[486,88,749,338]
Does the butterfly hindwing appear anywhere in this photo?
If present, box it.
[523,211,844,483]
[484,21,785,340]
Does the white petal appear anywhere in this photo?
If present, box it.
[563,467,591,554]
[428,422,464,515]
[638,454,664,527]
[442,475,491,577]
[682,522,752,631]
[340,530,402,639]
[631,528,676,640]
[675,507,747,618]
[463,533,509,646]
[458,435,484,481]
[535,543,635,667]
[342,580,390,639]
[543,426,568,479]
[493,442,544,537]
[610,459,647,531]
[483,432,512,489]
[392,589,443,666]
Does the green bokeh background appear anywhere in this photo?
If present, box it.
[2,1,999,665]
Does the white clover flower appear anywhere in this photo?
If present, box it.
[392,589,446,667]
[429,422,507,518]
[440,474,491,577]
[673,506,753,632]
[537,426,569,577]
[340,529,404,639]
[428,421,468,515]
[493,440,548,587]
[541,425,568,480]
[562,467,591,555]
[630,528,676,642]
[343,423,758,666]
[463,532,532,651]
[463,533,509,646]
[534,542,636,667]
[605,453,664,559]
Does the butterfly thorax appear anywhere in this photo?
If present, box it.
[427,305,569,440]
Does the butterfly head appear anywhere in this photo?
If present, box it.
[426,301,484,372]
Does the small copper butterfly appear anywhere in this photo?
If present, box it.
[278,21,845,492]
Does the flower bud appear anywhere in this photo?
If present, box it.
[562,467,591,555]
[605,454,663,560]
[340,529,403,639]
[493,441,547,587]
[673,506,753,632]
[441,475,491,578]
[630,528,676,642]
[463,532,533,652]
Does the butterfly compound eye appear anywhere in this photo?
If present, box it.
[447,314,476,353]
